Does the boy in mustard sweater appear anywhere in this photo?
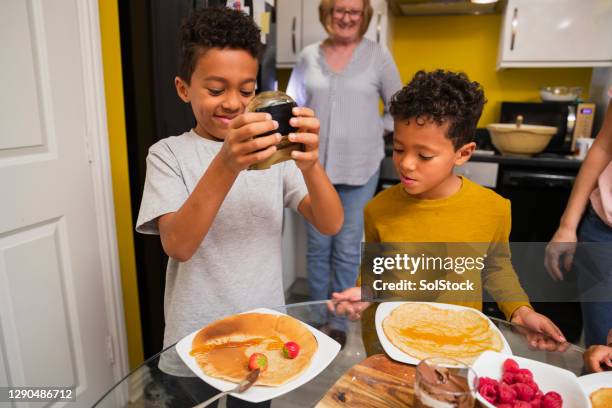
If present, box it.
[330,70,566,352]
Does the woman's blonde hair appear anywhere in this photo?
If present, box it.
[319,0,373,38]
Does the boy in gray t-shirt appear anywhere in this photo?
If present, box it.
[135,7,343,399]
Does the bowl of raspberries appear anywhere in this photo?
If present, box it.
[469,351,589,408]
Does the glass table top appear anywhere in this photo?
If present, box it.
[94,301,587,407]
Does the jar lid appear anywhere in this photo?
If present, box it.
[246,91,296,112]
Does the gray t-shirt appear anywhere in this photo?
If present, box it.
[136,130,308,376]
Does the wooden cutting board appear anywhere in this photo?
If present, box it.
[315,354,416,407]
[316,354,483,408]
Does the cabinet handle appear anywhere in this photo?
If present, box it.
[510,7,518,51]
[376,11,382,44]
[291,16,297,54]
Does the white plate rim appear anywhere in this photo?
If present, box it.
[175,307,341,403]
[375,301,513,366]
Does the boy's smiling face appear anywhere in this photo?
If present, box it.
[392,119,475,200]
[175,48,259,141]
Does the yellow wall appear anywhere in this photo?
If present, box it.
[280,14,593,126]
[392,14,592,126]
[98,0,144,370]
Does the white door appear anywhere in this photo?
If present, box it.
[0,0,127,406]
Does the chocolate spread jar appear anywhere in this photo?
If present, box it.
[246,91,303,170]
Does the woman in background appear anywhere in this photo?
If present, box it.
[287,0,401,345]
[545,88,612,348]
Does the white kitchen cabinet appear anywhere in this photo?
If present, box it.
[277,0,390,68]
[497,0,612,69]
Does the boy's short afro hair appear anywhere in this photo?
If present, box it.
[390,70,486,149]
[178,7,263,83]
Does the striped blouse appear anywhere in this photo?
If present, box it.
[286,38,402,186]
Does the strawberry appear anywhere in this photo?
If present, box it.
[282,341,300,359]
[248,353,268,371]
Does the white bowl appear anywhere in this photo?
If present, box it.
[470,350,589,408]
[487,123,557,156]
[540,86,582,102]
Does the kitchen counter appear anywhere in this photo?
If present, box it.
[383,143,583,171]
[470,151,583,170]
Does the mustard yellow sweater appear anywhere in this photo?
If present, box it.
[360,177,531,354]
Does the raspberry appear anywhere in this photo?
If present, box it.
[498,405,513,408]
[513,382,536,401]
[502,370,517,384]
[524,380,539,394]
[479,376,499,389]
[479,382,498,404]
[541,392,563,408]
[514,369,533,384]
[530,397,542,408]
[503,358,520,373]
[513,402,531,408]
[499,382,518,404]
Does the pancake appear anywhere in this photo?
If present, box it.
[190,313,318,386]
[590,387,612,408]
[382,303,503,364]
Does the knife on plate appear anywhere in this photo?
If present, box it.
[192,368,260,408]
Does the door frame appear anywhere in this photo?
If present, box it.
[76,0,129,395]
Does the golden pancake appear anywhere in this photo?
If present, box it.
[590,387,612,408]
[190,313,317,386]
[382,303,503,364]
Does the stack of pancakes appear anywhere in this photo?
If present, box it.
[383,303,503,364]
[191,313,317,386]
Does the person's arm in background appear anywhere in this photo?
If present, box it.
[379,47,403,132]
[545,97,612,280]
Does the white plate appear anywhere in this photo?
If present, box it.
[577,371,612,407]
[176,308,341,403]
[471,350,589,408]
[375,302,512,366]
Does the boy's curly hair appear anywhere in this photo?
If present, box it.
[178,7,263,83]
[390,70,486,149]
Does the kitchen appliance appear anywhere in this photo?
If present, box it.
[500,101,596,154]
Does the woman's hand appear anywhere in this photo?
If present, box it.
[511,306,569,352]
[544,226,578,281]
[220,112,281,173]
[288,107,320,172]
